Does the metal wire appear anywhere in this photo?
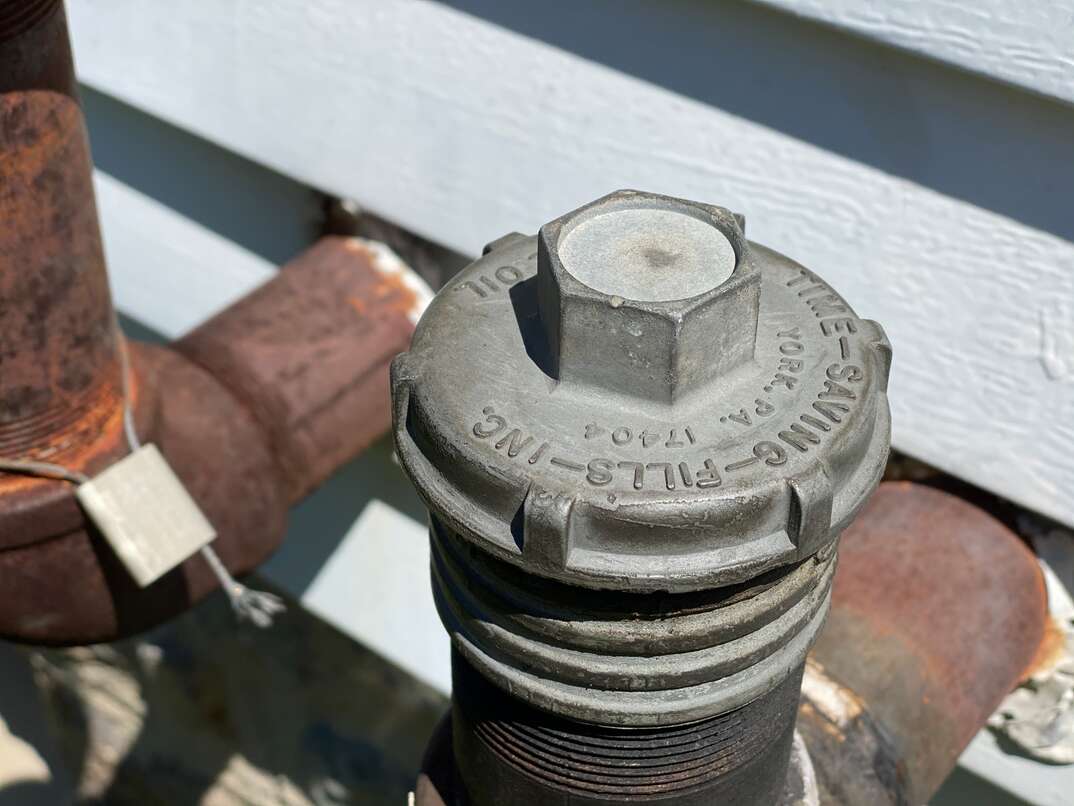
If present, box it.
[0,458,89,485]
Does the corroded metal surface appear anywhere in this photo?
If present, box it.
[178,236,420,504]
[0,3,420,643]
[0,0,73,96]
[451,652,803,805]
[0,344,287,644]
[415,705,819,806]
[0,0,128,549]
[797,658,909,805]
[0,263,416,645]
[805,481,1048,804]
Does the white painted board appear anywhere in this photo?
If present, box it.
[301,501,450,693]
[751,0,1074,107]
[70,0,1074,529]
[960,729,1074,806]
[95,172,273,340]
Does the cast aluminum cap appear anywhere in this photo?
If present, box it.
[393,190,891,592]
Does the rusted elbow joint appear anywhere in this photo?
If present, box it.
[0,0,421,644]
[797,482,1049,805]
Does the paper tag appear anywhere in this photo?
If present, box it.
[76,444,216,587]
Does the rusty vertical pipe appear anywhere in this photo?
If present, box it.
[0,0,75,95]
[799,482,1048,804]
[0,1,427,644]
[0,0,130,527]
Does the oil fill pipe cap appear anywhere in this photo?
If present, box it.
[393,190,891,594]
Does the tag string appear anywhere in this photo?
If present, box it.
[0,458,89,485]
[0,326,284,629]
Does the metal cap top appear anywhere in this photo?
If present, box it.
[556,201,736,302]
[537,191,757,404]
[392,190,891,592]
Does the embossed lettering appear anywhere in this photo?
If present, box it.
[820,317,858,337]
[771,372,799,390]
[495,429,534,457]
[800,414,831,432]
[495,265,524,285]
[806,293,846,318]
[640,430,661,448]
[826,363,863,383]
[586,459,614,486]
[647,462,676,490]
[618,461,645,490]
[529,442,550,464]
[696,459,722,489]
[778,423,821,452]
[813,400,850,423]
[753,441,787,466]
[755,399,775,417]
[819,380,855,400]
[679,462,694,487]
[729,409,752,426]
[460,281,488,299]
[473,407,507,438]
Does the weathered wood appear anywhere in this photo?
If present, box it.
[28,581,446,805]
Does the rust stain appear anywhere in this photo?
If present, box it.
[815,482,1049,802]
[799,701,847,743]
[372,270,419,315]
[1026,616,1068,680]
[177,235,418,504]
[0,88,120,472]
[802,658,865,740]
[347,267,420,320]
[342,238,421,319]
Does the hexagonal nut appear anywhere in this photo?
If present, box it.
[537,190,760,403]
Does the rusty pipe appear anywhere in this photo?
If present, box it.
[177,237,423,504]
[798,481,1048,805]
[0,0,129,550]
[0,2,421,644]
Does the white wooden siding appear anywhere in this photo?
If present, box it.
[95,172,274,339]
[752,0,1074,106]
[69,0,1074,530]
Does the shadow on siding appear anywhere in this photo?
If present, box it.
[437,0,1074,244]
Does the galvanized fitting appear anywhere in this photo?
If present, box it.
[394,190,892,804]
